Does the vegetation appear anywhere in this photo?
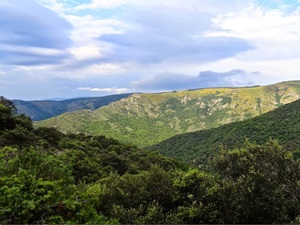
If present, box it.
[36,80,300,147]
[13,93,132,121]
[0,96,183,224]
[1,96,300,224]
[149,98,300,165]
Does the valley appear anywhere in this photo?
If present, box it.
[35,80,300,147]
[13,94,132,121]
[1,92,300,224]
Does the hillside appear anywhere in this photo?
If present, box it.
[2,96,300,224]
[36,81,300,147]
[148,98,300,165]
[13,93,132,121]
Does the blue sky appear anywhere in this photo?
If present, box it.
[1,0,300,100]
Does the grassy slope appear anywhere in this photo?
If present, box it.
[148,98,300,165]
[13,94,132,121]
[36,81,300,147]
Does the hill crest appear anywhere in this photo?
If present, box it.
[36,80,300,147]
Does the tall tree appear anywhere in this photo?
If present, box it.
[212,140,300,223]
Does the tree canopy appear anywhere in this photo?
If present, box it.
[1,96,300,224]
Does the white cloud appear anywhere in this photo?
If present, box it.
[65,15,129,44]
[62,14,131,68]
[2,0,300,100]
[195,5,300,85]
[208,5,300,60]
[77,86,130,94]
[36,0,65,13]
[70,46,102,60]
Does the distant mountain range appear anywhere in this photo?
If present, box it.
[13,94,132,121]
[148,97,300,165]
[35,80,300,147]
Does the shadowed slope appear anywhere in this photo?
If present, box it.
[148,98,300,165]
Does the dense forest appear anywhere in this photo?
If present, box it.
[149,98,300,165]
[1,96,300,224]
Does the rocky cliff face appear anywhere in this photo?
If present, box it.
[36,81,300,147]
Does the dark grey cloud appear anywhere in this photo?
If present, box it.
[1,51,71,66]
[99,6,253,64]
[132,70,257,90]
[0,0,73,66]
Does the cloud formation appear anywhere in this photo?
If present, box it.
[132,70,256,91]
[99,6,253,64]
[1,0,300,100]
[0,0,72,65]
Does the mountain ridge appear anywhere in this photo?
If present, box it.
[13,93,132,121]
[36,80,300,147]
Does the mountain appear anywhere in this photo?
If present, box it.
[148,98,300,165]
[36,80,300,147]
[3,96,300,224]
[13,94,132,121]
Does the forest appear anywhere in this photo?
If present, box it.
[149,98,300,164]
[1,96,300,224]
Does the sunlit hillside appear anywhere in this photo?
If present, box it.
[36,81,300,147]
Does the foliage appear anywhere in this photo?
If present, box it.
[211,140,300,223]
[0,101,16,131]
[95,167,177,224]
[0,146,72,224]
[36,80,300,147]
[150,97,300,164]
[1,96,300,224]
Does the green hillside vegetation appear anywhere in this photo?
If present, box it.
[37,81,300,147]
[13,93,132,121]
[149,98,300,165]
[1,96,300,224]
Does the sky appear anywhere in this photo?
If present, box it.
[1,0,300,100]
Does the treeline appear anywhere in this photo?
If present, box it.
[1,96,300,224]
